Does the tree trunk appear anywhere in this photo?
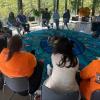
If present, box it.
[65,0,68,11]
[74,0,78,14]
[92,0,97,16]
[38,0,41,12]
[53,0,56,11]
[77,0,81,13]
[57,0,59,11]
[17,0,23,13]
[53,0,59,11]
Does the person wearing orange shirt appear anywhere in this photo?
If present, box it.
[0,35,37,78]
[0,35,39,94]
[80,59,100,100]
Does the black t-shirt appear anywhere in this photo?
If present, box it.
[63,12,70,19]
[42,11,51,20]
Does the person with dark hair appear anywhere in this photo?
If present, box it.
[0,35,36,75]
[63,9,70,29]
[7,12,17,27]
[0,35,37,94]
[44,36,79,93]
[42,8,51,28]
[16,10,30,34]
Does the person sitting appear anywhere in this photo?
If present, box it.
[80,58,100,100]
[7,12,17,27]
[0,35,37,94]
[16,10,30,34]
[44,36,79,93]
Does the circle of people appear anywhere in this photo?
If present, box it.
[0,34,100,100]
[0,8,100,100]
[0,8,70,34]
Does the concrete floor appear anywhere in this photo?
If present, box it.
[0,86,34,100]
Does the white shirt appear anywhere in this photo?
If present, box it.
[45,54,79,93]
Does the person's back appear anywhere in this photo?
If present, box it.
[45,54,79,93]
[0,48,36,77]
[0,35,36,78]
[44,36,79,93]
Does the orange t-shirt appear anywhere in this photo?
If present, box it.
[80,60,100,100]
[0,48,37,78]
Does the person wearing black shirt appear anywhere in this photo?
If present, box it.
[42,8,51,28]
[63,9,70,29]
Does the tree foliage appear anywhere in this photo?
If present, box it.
[0,0,100,19]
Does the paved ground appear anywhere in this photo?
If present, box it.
[0,86,33,100]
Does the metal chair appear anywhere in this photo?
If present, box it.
[42,85,79,100]
[3,75,32,100]
[91,90,100,100]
